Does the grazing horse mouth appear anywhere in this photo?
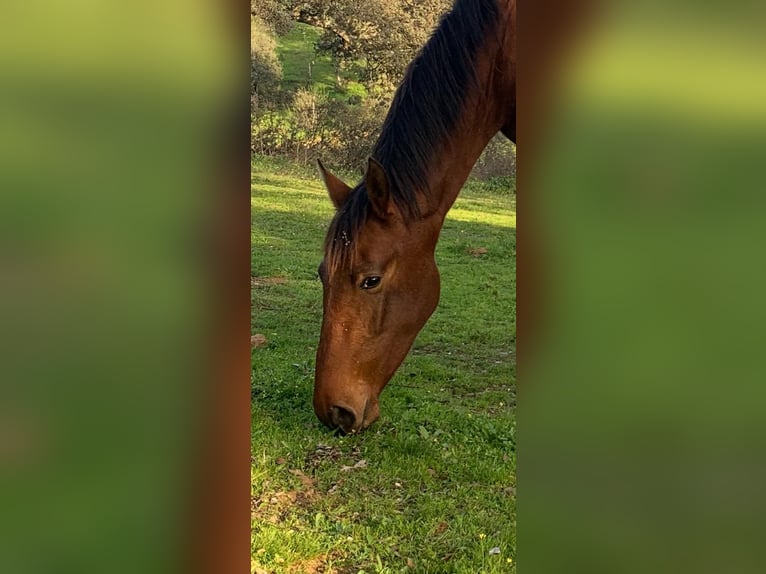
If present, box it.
[328,398,372,435]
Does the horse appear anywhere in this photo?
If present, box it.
[313,0,515,433]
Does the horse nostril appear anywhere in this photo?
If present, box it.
[329,405,357,434]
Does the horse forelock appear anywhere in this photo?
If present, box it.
[323,184,369,276]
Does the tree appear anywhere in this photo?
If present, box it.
[251,15,283,113]
[251,0,294,35]
[288,0,452,93]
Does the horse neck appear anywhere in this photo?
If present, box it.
[428,115,503,220]
[427,33,514,220]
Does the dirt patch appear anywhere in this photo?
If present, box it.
[253,551,345,574]
[305,443,343,468]
[251,334,268,348]
[251,486,317,525]
[252,467,321,524]
[340,459,367,472]
[288,468,317,490]
[286,554,337,574]
[252,275,288,288]
[467,246,488,257]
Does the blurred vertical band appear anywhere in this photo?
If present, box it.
[517,0,596,374]
[520,1,766,572]
[188,3,251,574]
[0,1,250,573]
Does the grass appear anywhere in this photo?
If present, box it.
[252,155,516,574]
[276,23,368,102]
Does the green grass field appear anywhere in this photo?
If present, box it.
[276,23,367,101]
[252,156,516,574]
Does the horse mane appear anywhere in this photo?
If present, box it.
[325,0,501,274]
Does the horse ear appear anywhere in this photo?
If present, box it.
[365,157,391,219]
[317,159,352,209]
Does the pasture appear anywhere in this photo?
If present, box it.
[252,156,516,573]
[276,23,367,102]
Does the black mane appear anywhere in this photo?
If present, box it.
[325,0,500,272]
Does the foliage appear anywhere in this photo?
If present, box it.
[252,157,516,573]
[471,134,517,181]
[251,0,516,179]
[321,96,388,169]
[292,0,452,92]
[251,15,284,113]
[253,90,388,170]
[251,0,294,35]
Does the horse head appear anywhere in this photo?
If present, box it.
[313,158,442,433]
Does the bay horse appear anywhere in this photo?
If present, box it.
[314,0,515,433]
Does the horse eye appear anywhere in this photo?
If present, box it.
[360,276,382,290]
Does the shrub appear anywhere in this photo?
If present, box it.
[471,133,516,180]
[251,16,283,114]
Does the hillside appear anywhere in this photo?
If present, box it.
[275,23,367,102]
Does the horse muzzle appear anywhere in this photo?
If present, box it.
[314,394,380,434]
